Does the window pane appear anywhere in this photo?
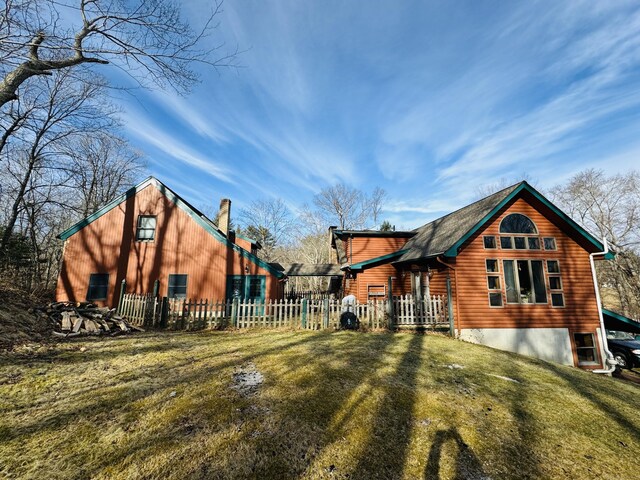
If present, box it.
[483,236,496,249]
[249,278,262,298]
[500,237,513,249]
[87,273,109,301]
[544,237,557,250]
[514,237,526,249]
[503,260,518,303]
[486,259,498,272]
[577,348,596,363]
[517,260,533,303]
[168,274,188,298]
[499,214,538,234]
[575,334,597,364]
[139,216,156,228]
[551,293,564,307]
[547,260,560,273]
[136,215,156,241]
[575,333,594,348]
[528,237,540,250]
[531,260,547,303]
[487,276,500,289]
[489,292,503,307]
[549,277,562,290]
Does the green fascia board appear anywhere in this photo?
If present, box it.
[349,249,409,271]
[602,308,640,330]
[443,182,607,258]
[57,177,284,279]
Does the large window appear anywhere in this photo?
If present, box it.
[168,274,188,298]
[500,214,538,234]
[574,333,599,365]
[503,260,547,304]
[136,215,157,241]
[87,273,109,301]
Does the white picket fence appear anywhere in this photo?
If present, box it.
[117,294,449,330]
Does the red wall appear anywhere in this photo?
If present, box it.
[56,184,282,307]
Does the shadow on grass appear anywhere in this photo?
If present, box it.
[540,362,640,439]
[424,427,488,480]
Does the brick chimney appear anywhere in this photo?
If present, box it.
[218,198,231,236]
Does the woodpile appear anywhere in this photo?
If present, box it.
[32,302,144,337]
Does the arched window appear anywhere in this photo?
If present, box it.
[499,214,538,234]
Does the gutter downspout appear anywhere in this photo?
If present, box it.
[590,238,617,374]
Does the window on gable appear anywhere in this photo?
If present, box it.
[486,259,499,272]
[514,236,526,249]
[136,215,157,241]
[168,274,188,299]
[500,214,538,234]
[87,273,109,301]
[500,237,513,249]
[528,237,540,250]
[543,237,557,250]
[483,236,497,249]
[503,260,547,304]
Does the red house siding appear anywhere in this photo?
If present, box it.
[56,184,282,307]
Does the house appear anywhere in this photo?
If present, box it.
[56,177,286,307]
[331,181,613,369]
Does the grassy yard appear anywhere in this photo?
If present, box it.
[0,330,638,480]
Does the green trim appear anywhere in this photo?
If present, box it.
[58,178,155,240]
[602,308,640,329]
[443,182,607,257]
[57,177,284,279]
[349,249,409,271]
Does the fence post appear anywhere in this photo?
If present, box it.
[232,298,239,328]
[152,279,160,298]
[301,299,308,329]
[323,298,330,329]
[159,296,168,328]
[387,276,394,330]
[117,279,126,313]
[447,278,455,337]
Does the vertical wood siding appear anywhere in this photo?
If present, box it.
[56,184,281,307]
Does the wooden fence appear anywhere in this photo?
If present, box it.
[117,293,450,331]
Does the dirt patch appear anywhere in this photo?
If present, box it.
[0,289,54,350]
[231,362,264,396]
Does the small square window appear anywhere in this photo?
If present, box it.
[87,273,109,301]
[489,292,503,307]
[574,333,598,365]
[549,277,562,290]
[168,274,188,299]
[547,260,560,273]
[551,293,564,307]
[486,259,498,272]
[528,237,540,250]
[483,236,497,249]
[543,237,557,250]
[487,276,500,290]
[136,215,157,241]
[500,237,513,249]
[514,237,526,249]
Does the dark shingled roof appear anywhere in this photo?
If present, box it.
[268,263,343,276]
[395,183,521,263]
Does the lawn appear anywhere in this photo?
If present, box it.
[0,330,638,479]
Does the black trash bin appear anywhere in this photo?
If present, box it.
[340,311,359,330]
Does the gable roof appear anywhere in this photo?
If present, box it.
[57,176,285,278]
[395,181,609,263]
[269,263,343,276]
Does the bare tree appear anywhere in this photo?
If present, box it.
[311,183,386,230]
[237,198,296,261]
[0,0,236,107]
[550,169,640,317]
[1,69,115,252]
[65,133,145,217]
[474,173,539,200]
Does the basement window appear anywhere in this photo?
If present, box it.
[574,333,599,365]
[87,273,109,301]
[136,215,157,241]
[168,274,188,299]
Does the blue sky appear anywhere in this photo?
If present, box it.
[113,0,640,229]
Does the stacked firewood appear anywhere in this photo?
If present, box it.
[32,302,144,337]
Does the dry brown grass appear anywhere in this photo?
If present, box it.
[0,330,638,479]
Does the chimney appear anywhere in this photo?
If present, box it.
[218,198,231,236]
